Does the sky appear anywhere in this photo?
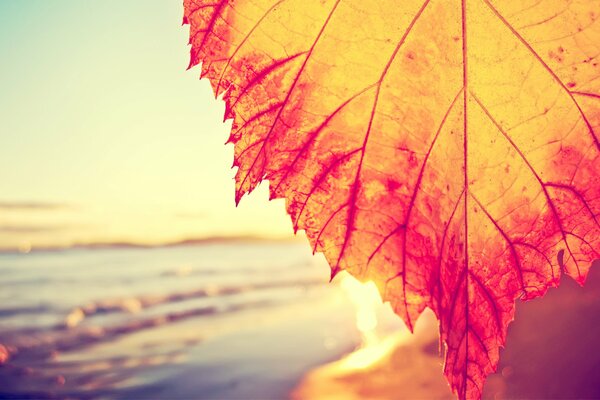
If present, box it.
[0,0,294,250]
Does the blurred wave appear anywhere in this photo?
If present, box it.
[0,243,367,399]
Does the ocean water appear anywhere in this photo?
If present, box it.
[0,242,382,399]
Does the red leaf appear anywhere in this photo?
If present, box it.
[183,1,600,398]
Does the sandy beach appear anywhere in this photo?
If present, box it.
[294,260,600,400]
[293,310,453,400]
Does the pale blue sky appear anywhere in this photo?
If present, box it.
[0,0,292,250]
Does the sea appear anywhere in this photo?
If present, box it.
[0,241,401,399]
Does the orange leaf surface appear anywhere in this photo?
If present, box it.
[182,1,600,398]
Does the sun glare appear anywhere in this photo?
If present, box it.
[340,276,381,344]
[338,274,402,370]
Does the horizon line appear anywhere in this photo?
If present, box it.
[0,234,301,255]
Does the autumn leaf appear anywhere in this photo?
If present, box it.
[182,0,600,398]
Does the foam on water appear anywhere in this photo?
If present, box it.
[0,242,382,399]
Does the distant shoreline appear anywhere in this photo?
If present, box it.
[0,235,302,255]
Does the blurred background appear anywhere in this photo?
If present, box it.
[0,1,598,399]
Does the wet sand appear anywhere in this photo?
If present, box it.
[292,310,453,400]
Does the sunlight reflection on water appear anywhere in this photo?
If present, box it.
[0,242,402,399]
